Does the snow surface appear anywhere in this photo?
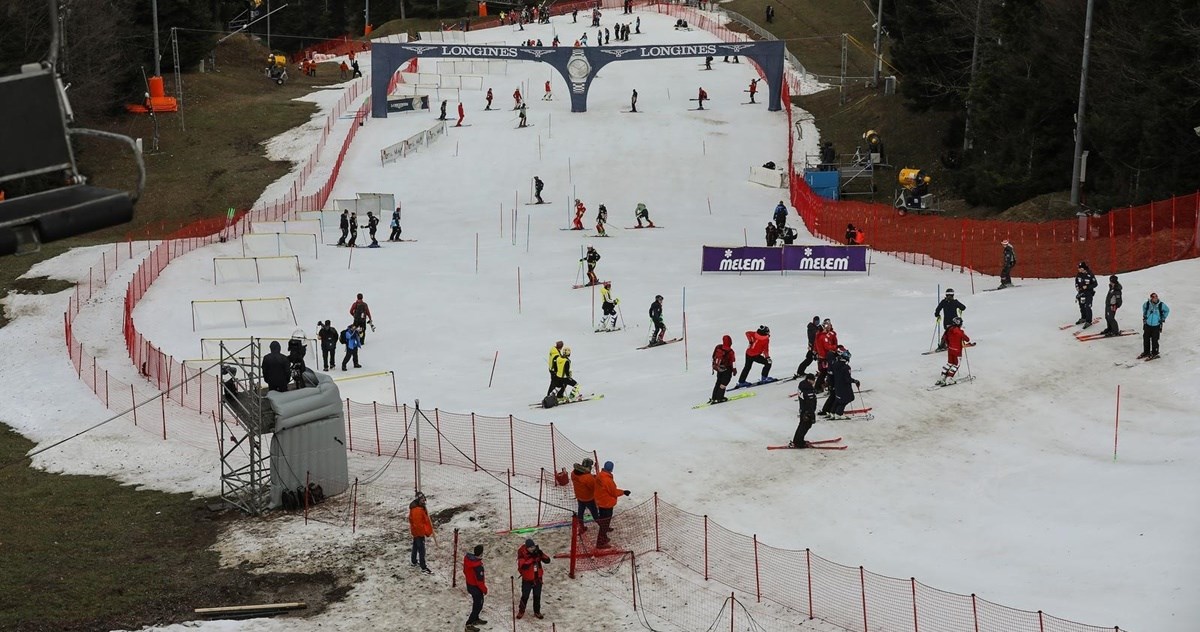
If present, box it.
[3,9,1198,632]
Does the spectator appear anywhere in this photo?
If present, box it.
[516,539,551,619]
[594,460,631,548]
[409,492,433,573]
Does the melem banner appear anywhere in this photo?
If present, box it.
[701,245,868,273]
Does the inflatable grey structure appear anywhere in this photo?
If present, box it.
[370,41,787,116]
[264,372,350,509]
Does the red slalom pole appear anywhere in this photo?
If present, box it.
[1113,384,1121,461]
[488,350,499,388]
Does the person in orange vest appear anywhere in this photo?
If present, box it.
[485,87,493,110]
[339,60,349,79]
[408,492,433,573]
[571,458,599,530]
[516,538,551,619]
[543,80,553,101]
[594,460,631,548]
[513,87,523,110]
[463,544,488,631]
[456,102,465,127]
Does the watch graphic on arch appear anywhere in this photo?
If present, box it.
[567,49,591,94]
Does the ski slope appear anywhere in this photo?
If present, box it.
[4,9,1198,632]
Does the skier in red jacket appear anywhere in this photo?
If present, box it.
[709,334,737,404]
[456,102,465,127]
[513,87,523,110]
[736,326,772,386]
[572,199,587,230]
[936,317,971,386]
[813,319,838,391]
[463,544,488,630]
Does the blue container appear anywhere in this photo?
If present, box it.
[804,169,840,201]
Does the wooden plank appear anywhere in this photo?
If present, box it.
[194,602,307,616]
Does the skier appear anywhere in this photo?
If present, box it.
[709,334,737,404]
[516,539,551,619]
[551,347,580,401]
[409,492,433,573]
[823,348,860,418]
[340,323,363,371]
[543,80,553,101]
[789,373,818,447]
[571,458,598,527]
[773,201,788,229]
[595,203,608,236]
[630,88,638,113]
[933,288,966,351]
[704,55,713,70]
[581,245,601,285]
[648,295,666,346]
[547,340,564,397]
[462,544,488,632]
[793,316,821,378]
[634,202,654,227]
[845,223,858,245]
[261,340,290,393]
[438,100,448,121]
[598,281,619,331]
[456,101,465,127]
[781,225,798,245]
[1074,261,1099,326]
[934,317,970,386]
[1139,292,1169,359]
[534,176,545,204]
[748,78,759,103]
[518,103,529,128]
[595,461,631,548]
[513,87,523,110]
[388,206,402,241]
[364,211,380,247]
[318,319,339,371]
[696,87,708,110]
[572,199,587,230]
[337,209,350,246]
[349,293,373,343]
[604,27,610,45]
[346,211,359,247]
[999,239,1016,288]
[813,319,838,392]
[1101,275,1123,337]
[485,87,494,110]
[765,222,779,247]
[736,326,773,387]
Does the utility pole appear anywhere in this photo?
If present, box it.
[267,0,272,50]
[151,0,161,76]
[962,0,983,153]
[872,0,884,87]
[1070,0,1097,213]
[365,0,370,30]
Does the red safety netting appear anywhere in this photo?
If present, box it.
[58,10,1136,631]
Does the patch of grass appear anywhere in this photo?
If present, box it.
[0,425,344,631]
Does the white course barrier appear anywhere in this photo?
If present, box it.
[748,165,787,188]
[381,121,449,166]
[241,232,319,258]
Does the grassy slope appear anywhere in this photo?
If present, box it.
[0,34,348,630]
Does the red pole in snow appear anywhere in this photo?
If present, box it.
[1113,384,1121,461]
[488,350,499,388]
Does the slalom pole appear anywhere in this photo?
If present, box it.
[488,350,499,388]
[475,232,479,274]
[1113,384,1121,461]
[617,303,625,330]
[591,283,595,329]
[683,286,689,371]
[518,267,522,314]
[347,244,354,270]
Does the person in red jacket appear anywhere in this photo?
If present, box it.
[456,101,465,127]
[697,86,708,110]
[513,87,523,110]
[572,199,586,230]
[485,87,494,110]
[936,317,971,386]
[594,460,632,548]
[543,79,553,101]
[408,492,433,573]
[349,293,373,343]
[463,544,488,631]
[571,458,599,529]
[813,319,838,391]
[736,325,772,386]
[516,538,551,619]
[709,334,737,404]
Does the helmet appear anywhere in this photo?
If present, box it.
[599,204,607,210]
[822,318,832,328]
[757,325,770,335]
[945,288,955,295]
[561,347,571,357]
[291,329,305,340]
[655,294,663,301]
[575,198,581,204]
[951,316,963,327]
[221,365,237,377]
[837,347,851,361]
[1078,261,1088,268]
[1001,239,1010,246]
[603,281,611,288]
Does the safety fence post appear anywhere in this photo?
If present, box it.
[471,413,479,471]
[345,398,353,451]
[806,548,813,618]
[860,566,869,632]
[911,577,919,632]
[506,469,514,531]
[373,402,381,456]
[435,409,444,464]
[703,514,709,581]
[509,414,516,475]
[653,492,660,552]
[753,534,761,602]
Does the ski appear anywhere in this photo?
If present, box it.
[1075,329,1136,342]
[594,327,624,333]
[926,375,977,391]
[982,285,1021,292]
[1060,317,1101,330]
[789,388,870,398]
[524,202,551,206]
[843,407,872,415]
[637,337,682,350]
[767,438,847,451]
[530,393,604,408]
[560,228,587,231]
[572,281,609,289]
[497,516,593,535]
[1118,354,1161,367]
[728,376,797,392]
[691,391,756,409]
[921,341,976,355]
[625,226,663,229]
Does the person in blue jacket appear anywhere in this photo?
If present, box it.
[1139,292,1169,359]
[341,324,363,371]
[773,201,788,229]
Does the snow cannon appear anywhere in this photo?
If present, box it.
[898,168,930,191]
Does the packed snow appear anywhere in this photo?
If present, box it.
[2,8,1197,632]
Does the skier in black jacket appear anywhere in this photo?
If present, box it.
[318,320,340,371]
[999,240,1016,288]
[790,374,818,448]
[933,289,966,351]
[364,211,380,247]
[793,316,821,378]
[648,295,666,345]
[820,348,859,419]
[337,210,350,246]
[1074,261,1099,326]
[1101,275,1123,336]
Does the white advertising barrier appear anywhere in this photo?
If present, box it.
[242,232,319,258]
[212,255,302,284]
[748,165,788,188]
[251,219,321,235]
[381,121,449,166]
[356,193,395,214]
[190,297,297,331]
[296,210,340,231]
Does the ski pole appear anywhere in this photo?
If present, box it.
[616,303,625,329]
[929,316,941,352]
[574,259,584,286]
[962,345,972,378]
